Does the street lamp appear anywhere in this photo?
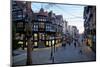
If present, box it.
[50,36,55,63]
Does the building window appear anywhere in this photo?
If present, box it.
[46,34,49,40]
[39,23,44,30]
[17,15,22,18]
[38,18,46,21]
[33,24,38,31]
[46,24,50,31]
[42,19,46,21]
[17,22,23,28]
[15,33,20,40]
[38,19,41,21]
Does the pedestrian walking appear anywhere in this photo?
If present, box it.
[78,41,83,55]
[68,41,71,46]
[79,49,82,55]
[74,42,76,48]
[74,41,76,48]
[62,38,66,49]
[68,38,71,46]
[62,43,66,49]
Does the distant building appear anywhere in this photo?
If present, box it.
[67,25,72,36]
[66,25,79,40]
[72,26,79,39]
[63,21,68,35]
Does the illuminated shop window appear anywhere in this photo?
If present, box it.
[18,41,23,45]
[46,41,49,46]
[52,40,55,45]
[26,42,27,46]
[56,40,58,44]
[49,41,51,46]
[42,34,45,40]
[39,33,42,40]
[34,42,38,46]
[34,33,38,40]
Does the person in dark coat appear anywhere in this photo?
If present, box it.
[74,42,76,48]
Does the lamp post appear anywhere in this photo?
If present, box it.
[50,36,54,63]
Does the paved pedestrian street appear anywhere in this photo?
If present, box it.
[13,41,96,66]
